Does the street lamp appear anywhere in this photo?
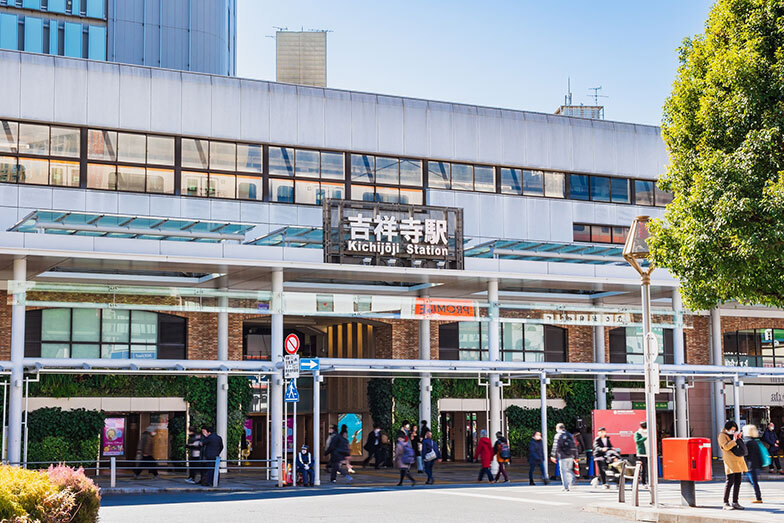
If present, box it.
[622,215,659,507]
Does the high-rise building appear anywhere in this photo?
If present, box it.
[0,0,236,75]
[275,30,326,86]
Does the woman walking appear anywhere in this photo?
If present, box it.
[743,424,765,504]
[395,434,416,486]
[718,420,747,511]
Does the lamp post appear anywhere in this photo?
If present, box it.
[622,215,659,507]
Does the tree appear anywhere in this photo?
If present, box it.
[649,0,784,310]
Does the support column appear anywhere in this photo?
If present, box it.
[216,293,228,466]
[709,307,724,456]
[672,290,688,438]
[540,373,549,478]
[732,378,741,429]
[270,270,284,481]
[593,325,607,410]
[487,279,501,438]
[8,257,25,465]
[313,371,321,486]
[419,307,431,430]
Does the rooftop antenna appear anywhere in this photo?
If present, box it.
[564,77,573,105]
[588,86,608,106]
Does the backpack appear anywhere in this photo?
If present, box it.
[560,432,576,457]
[499,442,511,460]
[401,443,415,465]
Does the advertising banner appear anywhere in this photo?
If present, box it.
[591,409,647,455]
[102,417,125,457]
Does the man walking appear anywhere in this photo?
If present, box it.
[199,426,224,486]
[493,431,511,483]
[551,423,578,491]
[362,425,383,468]
[592,427,613,489]
[528,431,548,485]
[326,426,352,483]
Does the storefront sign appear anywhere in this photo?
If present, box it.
[323,200,464,269]
[102,417,125,456]
[632,401,669,410]
[543,312,632,326]
[414,298,475,317]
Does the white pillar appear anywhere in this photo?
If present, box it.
[216,293,228,466]
[270,270,284,480]
[419,311,431,430]
[313,371,321,486]
[487,279,501,438]
[710,307,724,456]
[593,325,607,410]
[8,258,25,465]
[672,290,688,438]
[540,374,549,478]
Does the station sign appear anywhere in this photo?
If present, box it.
[284,354,300,378]
[323,200,464,269]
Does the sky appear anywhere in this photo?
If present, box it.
[236,1,715,126]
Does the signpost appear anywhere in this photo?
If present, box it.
[284,354,300,379]
[285,334,300,355]
[300,358,319,372]
[283,334,300,487]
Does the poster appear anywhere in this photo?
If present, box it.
[286,415,294,448]
[338,413,362,456]
[102,417,125,456]
[591,409,646,454]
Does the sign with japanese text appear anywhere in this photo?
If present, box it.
[102,417,125,457]
[323,200,464,269]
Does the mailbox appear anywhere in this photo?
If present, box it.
[662,437,712,481]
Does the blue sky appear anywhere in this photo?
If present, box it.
[237,1,715,126]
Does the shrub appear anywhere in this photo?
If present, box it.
[47,465,101,523]
[27,436,71,468]
[0,465,76,523]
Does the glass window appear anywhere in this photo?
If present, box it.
[590,176,611,201]
[72,344,99,358]
[102,310,129,343]
[19,123,49,155]
[500,168,521,194]
[0,156,18,183]
[88,130,116,161]
[524,324,545,352]
[237,144,262,173]
[399,188,423,205]
[42,309,70,341]
[101,344,129,359]
[350,154,374,182]
[612,226,628,244]
[64,22,81,58]
[573,224,591,242]
[376,186,399,203]
[320,151,343,179]
[211,173,236,198]
[209,141,236,171]
[634,180,655,205]
[522,170,543,196]
[147,135,174,165]
[182,171,209,197]
[427,161,449,189]
[0,121,18,153]
[181,138,208,169]
[319,181,344,204]
[50,127,79,157]
[49,160,80,187]
[24,16,43,54]
[0,14,18,52]
[131,345,156,359]
[609,178,629,203]
[544,172,565,198]
[237,175,262,200]
[269,147,294,176]
[458,322,481,361]
[42,343,69,358]
[591,225,612,243]
[131,311,157,344]
[86,164,116,190]
[568,174,590,200]
[503,323,523,351]
[116,165,146,192]
[269,178,294,203]
[655,186,673,207]
[18,158,49,185]
[295,149,319,178]
[87,25,105,60]
[400,159,422,186]
[375,157,399,184]
[351,184,375,202]
[117,133,146,164]
[72,309,100,342]
[450,163,472,190]
[146,168,174,194]
[295,180,320,205]
[474,166,495,192]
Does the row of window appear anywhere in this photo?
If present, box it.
[724,329,784,368]
[0,119,672,208]
[2,0,105,19]
[573,223,631,245]
[0,13,106,60]
[609,327,676,365]
[438,322,568,362]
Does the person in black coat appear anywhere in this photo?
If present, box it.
[199,426,224,486]
[185,427,202,483]
[326,428,352,483]
[362,425,383,468]
[592,427,614,488]
[743,424,764,503]
[528,431,548,485]
[762,423,782,473]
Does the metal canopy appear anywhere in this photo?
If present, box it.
[246,226,323,248]
[9,210,257,242]
[464,239,626,265]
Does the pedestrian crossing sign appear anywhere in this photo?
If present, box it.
[284,378,299,402]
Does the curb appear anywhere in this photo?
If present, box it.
[585,503,772,523]
[102,487,254,494]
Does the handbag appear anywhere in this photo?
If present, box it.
[730,438,748,457]
[424,449,437,462]
[758,440,772,468]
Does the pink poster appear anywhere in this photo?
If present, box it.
[103,417,125,456]
[286,416,294,447]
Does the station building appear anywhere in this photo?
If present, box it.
[0,47,781,468]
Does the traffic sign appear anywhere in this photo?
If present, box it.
[284,354,300,378]
[300,358,319,372]
[285,334,300,355]
[284,378,299,402]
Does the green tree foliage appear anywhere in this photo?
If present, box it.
[650,0,784,309]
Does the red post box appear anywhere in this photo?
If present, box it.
[662,437,712,481]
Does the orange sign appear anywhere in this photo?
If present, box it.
[415,298,475,317]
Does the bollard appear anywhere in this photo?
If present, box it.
[631,462,642,507]
[212,457,220,487]
[618,462,626,503]
[110,457,116,488]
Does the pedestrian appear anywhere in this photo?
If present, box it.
[340,425,356,474]
[362,425,383,468]
[199,426,224,486]
[762,422,782,473]
[420,420,430,440]
[397,420,411,441]
[493,431,511,483]
[475,429,494,483]
[185,426,202,483]
[550,423,577,491]
[743,424,764,504]
[528,431,548,485]
[634,421,649,486]
[380,432,393,467]
[395,434,416,486]
[134,427,158,479]
[296,445,315,486]
[719,420,747,511]
[327,426,352,483]
[421,429,441,484]
[324,424,337,473]
[592,427,613,489]
[410,424,423,473]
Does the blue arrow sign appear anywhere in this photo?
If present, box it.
[284,378,299,403]
[299,358,320,371]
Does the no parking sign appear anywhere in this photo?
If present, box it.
[285,333,300,355]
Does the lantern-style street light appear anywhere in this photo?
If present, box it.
[622,215,659,507]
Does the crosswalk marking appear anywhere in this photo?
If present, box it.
[431,490,568,506]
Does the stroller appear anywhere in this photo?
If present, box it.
[590,448,629,488]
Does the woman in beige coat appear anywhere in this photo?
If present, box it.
[718,420,747,511]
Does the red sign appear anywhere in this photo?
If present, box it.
[414,298,475,317]
[591,409,647,455]
[284,334,300,355]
